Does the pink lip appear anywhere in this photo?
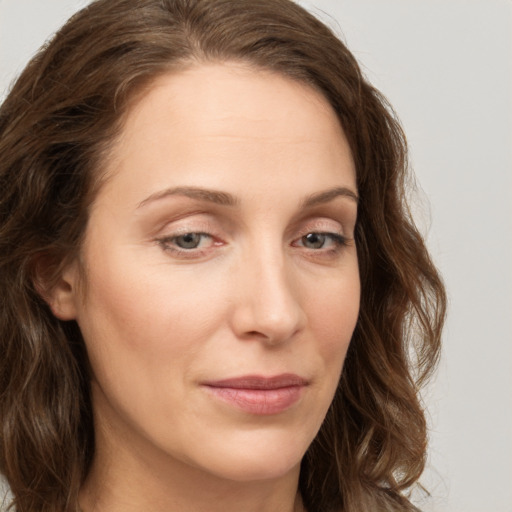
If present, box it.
[202,374,308,415]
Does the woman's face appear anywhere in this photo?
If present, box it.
[58,64,360,483]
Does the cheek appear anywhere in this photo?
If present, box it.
[310,270,360,344]
[75,255,230,446]
[290,271,360,441]
[307,270,360,392]
[80,241,219,334]
[75,244,228,399]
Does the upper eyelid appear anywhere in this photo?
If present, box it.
[150,210,352,238]
[153,217,220,236]
[288,217,347,238]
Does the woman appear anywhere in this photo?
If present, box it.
[0,0,446,511]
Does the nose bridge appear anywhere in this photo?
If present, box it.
[231,237,306,343]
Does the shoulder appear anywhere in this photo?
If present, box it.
[0,475,13,511]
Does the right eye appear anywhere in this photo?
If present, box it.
[156,232,217,255]
[172,232,210,249]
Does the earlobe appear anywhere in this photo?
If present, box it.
[32,256,80,321]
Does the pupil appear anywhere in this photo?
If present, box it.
[177,233,201,249]
[304,233,325,249]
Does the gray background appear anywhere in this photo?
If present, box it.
[1,1,511,511]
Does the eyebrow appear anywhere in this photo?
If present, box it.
[301,187,359,207]
[137,185,358,210]
[137,186,239,208]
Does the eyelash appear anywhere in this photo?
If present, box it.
[155,230,351,259]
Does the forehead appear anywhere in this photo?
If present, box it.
[117,62,346,149]
[97,63,355,211]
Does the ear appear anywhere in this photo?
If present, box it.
[32,255,80,321]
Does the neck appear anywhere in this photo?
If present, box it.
[79,408,305,512]
[80,458,305,512]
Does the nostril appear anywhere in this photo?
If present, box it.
[243,330,277,342]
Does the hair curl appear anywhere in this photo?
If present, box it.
[0,1,446,511]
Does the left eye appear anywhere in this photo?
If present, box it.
[295,232,346,249]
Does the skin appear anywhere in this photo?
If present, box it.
[50,63,360,512]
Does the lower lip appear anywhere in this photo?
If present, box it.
[203,385,305,415]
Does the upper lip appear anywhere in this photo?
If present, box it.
[202,373,308,390]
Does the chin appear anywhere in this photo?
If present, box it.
[163,427,311,484]
[196,451,303,483]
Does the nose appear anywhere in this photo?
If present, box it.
[229,245,307,345]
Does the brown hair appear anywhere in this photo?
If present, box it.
[0,0,446,511]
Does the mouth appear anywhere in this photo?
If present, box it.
[201,374,308,415]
